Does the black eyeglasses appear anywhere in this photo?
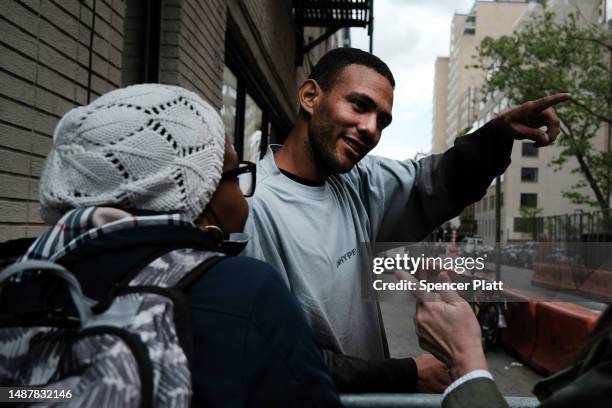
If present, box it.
[221,161,256,197]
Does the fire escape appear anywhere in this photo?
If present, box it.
[292,0,374,65]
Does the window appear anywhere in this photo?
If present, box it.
[122,0,162,86]
[520,193,538,208]
[489,195,495,210]
[220,64,272,161]
[223,26,292,162]
[522,142,539,157]
[243,94,263,162]
[521,167,538,182]
[221,66,238,147]
[514,217,530,233]
[514,217,543,233]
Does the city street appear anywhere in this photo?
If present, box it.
[484,262,607,310]
[1,1,610,406]
[378,273,543,397]
[378,263,607,396]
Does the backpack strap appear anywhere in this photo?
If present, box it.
[108,253,228,373]
[175,255,228,291]
[0,260,95,325]
[169,254,228,369]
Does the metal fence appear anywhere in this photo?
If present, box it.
[340,394,539,407]
[534,209,612,242]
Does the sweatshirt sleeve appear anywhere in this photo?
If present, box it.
[356,121,514,242]
[321,349,418,392]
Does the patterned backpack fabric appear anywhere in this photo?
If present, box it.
[0,248,224,407]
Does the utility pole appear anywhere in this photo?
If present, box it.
[495,174,502,280]
[602,1,612,211]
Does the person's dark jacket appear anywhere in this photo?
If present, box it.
[443,328,612,408]
[0,223,341,407]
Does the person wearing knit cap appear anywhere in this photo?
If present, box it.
[6,84,341,406]
[39,83,229,228]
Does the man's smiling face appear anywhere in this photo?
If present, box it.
[308,64,394,174]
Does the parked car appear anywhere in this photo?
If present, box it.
[461,237,485,256]
[501,244,520,266]
[515,241,537,268]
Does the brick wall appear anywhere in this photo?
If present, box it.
[0,0,321,242]
[158,0,226,109]
[241,0,297,113]
[0,0,126,241]
[159,0,298,120]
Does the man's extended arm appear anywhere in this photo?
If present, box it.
[367,121,513,243]
[321,349,418,392]
[321,349,450,393]
[377,93,569,242]
[408,120,514,240]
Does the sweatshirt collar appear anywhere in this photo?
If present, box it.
[260,145,329,198]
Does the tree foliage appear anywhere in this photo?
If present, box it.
[519,206,543,240]
[476,9,612,211]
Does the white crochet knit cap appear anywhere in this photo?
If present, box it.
[40,84,225,223]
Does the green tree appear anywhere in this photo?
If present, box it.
[519,206,543,241]
[476,9,612,212]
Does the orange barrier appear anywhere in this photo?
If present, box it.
[529,302,598,375]
[532,262,612,302]
[501,289,537,364]
[531,261,582,291]
[531,262,563,290]
[578,270,612,302]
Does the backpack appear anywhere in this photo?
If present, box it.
[0,248,225,407]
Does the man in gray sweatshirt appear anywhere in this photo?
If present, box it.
[244,48,568,393]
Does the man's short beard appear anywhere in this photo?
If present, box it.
[307,123,350,175]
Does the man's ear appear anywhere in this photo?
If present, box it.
[298,79,321,116]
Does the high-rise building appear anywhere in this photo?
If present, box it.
[434,0,610,242]
[432,1,528,237]
[469,0,608,242]
[443,1,529,151]
[432,57,449,154]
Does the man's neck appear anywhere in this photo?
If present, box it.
[274,120,328,183]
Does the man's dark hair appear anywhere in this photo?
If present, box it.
[308,47,395,91]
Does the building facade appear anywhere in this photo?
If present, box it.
[432,0,528,238]
[431,57,449,154]
[472,0,608,242]
[442,0,528,151]
[0,0,361,241]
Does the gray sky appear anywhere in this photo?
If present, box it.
[351,0,474,160]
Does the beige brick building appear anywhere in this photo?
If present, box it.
[471,0,609,242]
[431,57,449,154]
[0,0,360,241]
[431,1,528,237]
[431,0,528,154]
[432,0,611,242]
